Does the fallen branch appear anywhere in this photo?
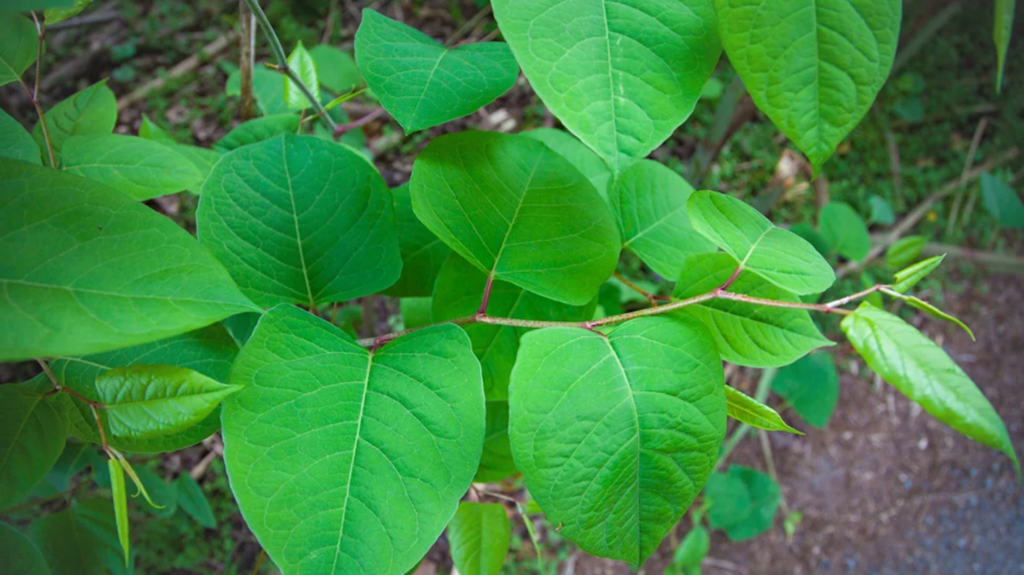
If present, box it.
[116,32,236,111]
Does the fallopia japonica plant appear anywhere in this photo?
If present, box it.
[0,1,1019,574]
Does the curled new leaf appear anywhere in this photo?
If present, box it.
[892,255,944,294]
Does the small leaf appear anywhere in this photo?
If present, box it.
[284,41,319,110]
[981,172,1024,229]
[772,353,840,429]
[62,134,203,201]
[107,458,130,567]
[448,502,512,575]
[0,14,37,87]
[687,191,835,295]
[174,474,216,529]
[0,107,41,165]
[868,195,895,225]
[380,183,451,297]
[724,386,802,434]
[213,114,300,152]
[819,202,872,262]
[842,305,1018,472]
[309,44,362,94]
[523,128,612,200]
[45,0,96,25]
[355,9,519,133]
[226,67,289,115]
[784,510,803,541]
[0,521,51,575]
[30,498,131,575]
[138,114,176,145]
[994,0,1015,93]
[885,235,927,268]
[880,288,974,341]
[892,255,944,294]
[33,80,117,167]
[672,526,710,572]
[0,378,68,511]
[704,466,780,541]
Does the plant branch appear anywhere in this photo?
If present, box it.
[19,16,56,167]
[238,0,257,122]
[478,273,496,314]
[613,272,661,306]
[30,12,43,101]
[334,106,386,136]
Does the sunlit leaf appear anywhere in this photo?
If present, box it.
[704,466,780,541]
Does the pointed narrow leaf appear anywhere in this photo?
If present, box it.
[892,255,944,294]
[0,107,41,165]
[284,41,319,110]
[493,0,721,173]
[842,306,1018,472]
[138,114,175,145]
[107,459,130,567]
[687,191,834,294]
[62,134,203,200]
[885,235,927,268]
[772,353,840,428]
[213,114,300,152]
[981,172,1024,229]
[448,502,512,575]
[724,386,801,434]
[704,466,780,541]
[381,183,451,297]
[45,0,96,25]
[880,288,974,341]
[0,14,37,87]
[715,0,901,173]
[994,0,1015,92]
[819,202,871,262]
[131,466,176,517]
[222,305,485,575]
[0,521,51,575]
[510,315,726,567]
[30,498,131,575]
[0,378,68,511]
[32,80,117,167]
[174,474,216,529]
[523,128,612,200]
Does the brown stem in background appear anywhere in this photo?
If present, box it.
[334,107,386,137]
[238,0,257,122]
[614,272,660,307]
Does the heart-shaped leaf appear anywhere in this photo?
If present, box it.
[62,134,203,201]
[355,9,519,133]
[819,202,871,262]
[448,502,512,575]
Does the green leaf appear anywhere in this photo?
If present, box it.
[868,194,895,225]
[30,498,131,575]
[284,41,319,110]
[92,364,240,440]
[138,114,175,145]
[397,297,431,330]
[477,405,517,484]
[673,253,834,367]
[687,191,835,295]
[842,305,1018,472]
[0,379,67,511]
[411,131,620,306]
[672,526,710,572]
[44,0,95,25]
[355,9,518,133]
[33,79,117,167]
[222,312,262,347]
[132,466,176,517]
[704,466,780,541]
[892,255,944,294]
[772,352,839,428]
[879,288,975,341]
[198,134,401,308]
[509,315,726,567]
[784,510,803,541]
[310,44,363,94]
[493,0,721,174]
[167,144,221,195]
[44,440,91,491]
[221,305,485,575]
[381,183,451,297]
[0,521,51,575]
[107,459,130,567]
[226,67,289,115]
[448,502,512,575]
[724,386,802,434]
[611,160,717,279]
[522,128,612,201]
[62,134,203,201]
[994,0,1015,92]
[981,172,1024,229]
[789,223,831,257]
[213,114,299,152]
[885,235,926,268]
[174,474,216,529]
[0,107,41,164]
[0,161,255,361]
[715,0,901,174]
[0,14,37,87]
[819,202,871,262]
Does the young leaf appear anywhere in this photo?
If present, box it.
[724,386,802,434]
[842,305,1018,472]
[672,526,710,574]
[492,0,721,174]
[772,353,840,429]
[411,131,620,306]
[226,66,289,115]
[715,0,901,174]
[673,253,834,368]
[380,183,451,297]
[44,0,96,25]
[0,107,41,165]
[892,255,944,294]
[32,79,117,167]
[0,521,51,575]
[509,315,726,568]
[448,502,512,575]
[309,44,362,94]
[523,128,612,200]
[0,14,37,87]
[138,114,176,145]
[198,134,401,308]
[0,378,68,511]
[704,466,780,541]
[994,0,1015,93]
[819,202,872,262]
[174,474,216,529]
[107,458,130,567]
[30,498,131,575]
[687,191,835,295]
[885,235,927,268]
[355,9,518,133]
[879,288,975,341]
[868,195,896,225]
[284,41,319,110]
[610,160,717,279]
[221,305,485,575]
[213,114,300,152]
[62,134,203,201]
[981,172,1024,229]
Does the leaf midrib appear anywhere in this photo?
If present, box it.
[601,336,642,564]
[280,138,316,309]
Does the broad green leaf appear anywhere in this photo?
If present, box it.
[0,378,67,511]
[789,223,830,257]
[981,172,1024,229]
[687,191,835,295]
[174,474,216,529]
[672,526,710,574]
[0,521,51,575]
[45,0,95,25]
[819,202,871,262]
[842,305,1018,472]
[879,289,974,341]
[107,459,130,567]
[355,9,518,133]
[493,0,721,174]
[44,440,91,491]
[138,114,176,145]
[0,14,37,87]
[310,44,363,94]
[213,114,299,152]
[33,80,117,167]
[50,324,239,453]
[772,352,839,428]
[132,466,176,517]
[0,107,41,164]
[448,502,512,575]
[399,297,432,330]
[62,134,203,201]
[868,194,895,225]
[226,67,289,115]
[724,386,801,434]
[411,131,620,306]
[715,0,901,174]
[284,41,319,110]
[885,235,926,268]
[892,255,944,294]
[92,364,240,440]
[198,134,401,308]
[995,0,1015,92]
[381,183,451,297]
[704,466,780,541]
[673,253,834,367]
[0,161,255,361]
[522,128,612,200]
[30,498,131,575]
[611,160,717,279]
[509,315,726,567]
[221,305,485,575]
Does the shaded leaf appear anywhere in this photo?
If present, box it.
[226,67,289,115]
[30,498,131,575]
[174,474,216,529]
[704,466,780,541]
[138,114,175,145]
[448,502,511,575]
[0,14,37,87]
[132,467,176,517]
[981,172,1024,229]
[399,297,432,329]
[819,202,871,262]
[0,378,67,511]
[868,194,895,225]
[62,134,203,200]
[772,352,839,428]
[0,107,41,165]
[380,183,451,297]
[310,44,362,94]
[885,235,927,269]
[44,440,91,491]
[789,223,830,258]
[724,386,801,434]
[44,0,95,25]
[523,128,612,200]
[33,80,116,167]
[0,521,51,575]
[994,0,1015,92]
